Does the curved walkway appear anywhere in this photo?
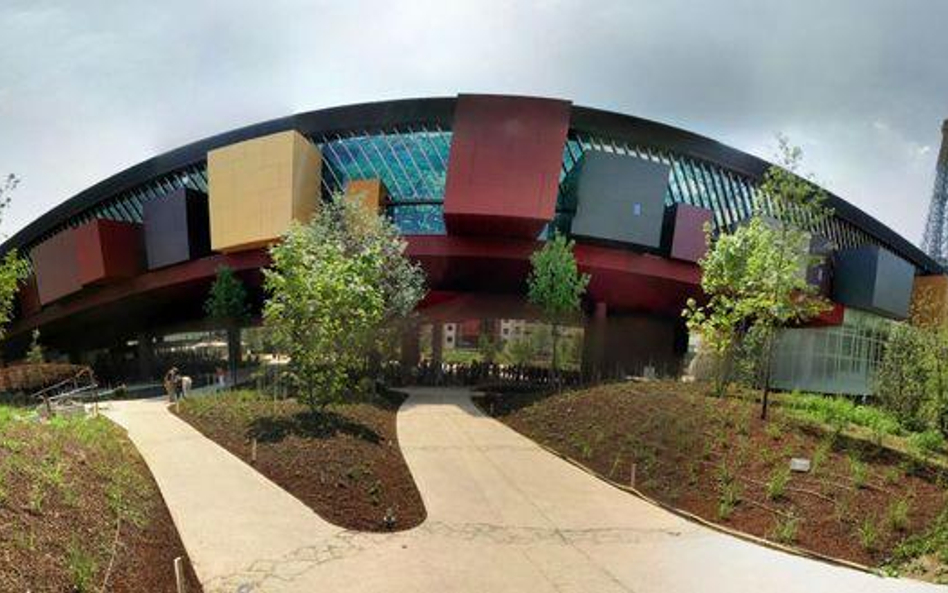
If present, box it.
[104,388,941,592]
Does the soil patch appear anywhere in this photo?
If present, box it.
[0,407,201,592]
[174,391,426,531]
[479,381,948,579]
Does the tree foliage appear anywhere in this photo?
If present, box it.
[26,328,44,364]
[263,196,425,410]
[204,266,250,324]
[527,234,589,381]
[0,175,31,349]
[683,137,831,409]
[874,290,948,436]
[204,266,250,384]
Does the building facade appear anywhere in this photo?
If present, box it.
[3,94,945,394]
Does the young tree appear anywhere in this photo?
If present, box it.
[527,234,589,387]
[26,328,44,364]
[684,138,831,416]
[263,196,424,411]
[204,266,250,385]
[0,175,32,349]
[875,323,931,431]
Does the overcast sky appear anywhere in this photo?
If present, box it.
[1,0,945,243]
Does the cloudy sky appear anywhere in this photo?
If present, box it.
[1,0,945,243]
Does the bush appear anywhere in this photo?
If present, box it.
[875,324,932,432]
[908,429,946,459]
[781,392,901,436]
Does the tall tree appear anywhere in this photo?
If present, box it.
[527,234,589,387]
[263,196,424,411]
[204,266,250,385]
[684,138,831,417]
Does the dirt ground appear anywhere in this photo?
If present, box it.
[174,391,426,531]
[0,410,201,592]
[480,381,948,572]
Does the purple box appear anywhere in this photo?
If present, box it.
[664,204,712,263]
[143,188,211,270]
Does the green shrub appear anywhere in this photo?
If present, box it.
[771,513,799,544]
[888,498,911,532]
[66,540,97,592]
[781,392,901,437]
[766,465,791,500]
[908,429,946,459]
[850,457,869,489]
[718,481,740,520]
[857,518,879,552]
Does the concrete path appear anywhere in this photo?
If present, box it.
[104,389,942,592]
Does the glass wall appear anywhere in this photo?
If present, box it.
[35,122,893,258]
[555,132,885,252]
[314,128,451,235]
[769,308,895,397]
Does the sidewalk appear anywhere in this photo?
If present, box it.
[105,390,941,593]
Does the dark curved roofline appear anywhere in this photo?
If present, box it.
[4,95,941,274]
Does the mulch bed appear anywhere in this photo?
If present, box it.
[173,391,426,532]
[0,411,201,592]
[479,381,948,573]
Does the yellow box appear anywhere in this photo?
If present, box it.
[208,130,321,252]
[344,178,388,214]
[910,274,948,328]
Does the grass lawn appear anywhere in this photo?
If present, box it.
[0,406,200,592]
[174,390,426,531]
[480,381,948,582]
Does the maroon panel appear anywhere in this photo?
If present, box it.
[75,219,144,286]
[31,230,81,305]
[8,250,270,339]
[668,204,712,262]
[443,94,571,237]
[406,235,701,315]
[801,302,845,327]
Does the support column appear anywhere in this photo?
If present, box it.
[137,332,156,381]
[582,301,608,381]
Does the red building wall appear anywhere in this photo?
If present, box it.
[443,94,571,237]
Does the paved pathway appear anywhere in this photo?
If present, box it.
[105,388,942,592]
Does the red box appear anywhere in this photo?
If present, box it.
[31,230,82,305]
[74,219,143,286]
[443,95,571,237]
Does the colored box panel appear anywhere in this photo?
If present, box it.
[74,219,144,286]
[662,203,712,262]
[208,130,321,253]
[144,188,211,269]
[31,230,81,305]
[344,178,387,214]
[569,152,671,249]
[443,94,571,237]
[833,246,914,319]
[910,274,948,328]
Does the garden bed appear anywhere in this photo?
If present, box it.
[0,407,201,592]
[173,390,426,531]
[478,381,948,582]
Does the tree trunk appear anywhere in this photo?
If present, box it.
[551,322,560,390]
[227,324,241,387]
[760,327,777,420]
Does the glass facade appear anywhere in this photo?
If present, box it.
[555,132,884,252]
[312,127,451,235]
[33,120,895,260]
[769,308,895,397]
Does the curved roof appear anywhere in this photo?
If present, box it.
[4,96,941,274]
